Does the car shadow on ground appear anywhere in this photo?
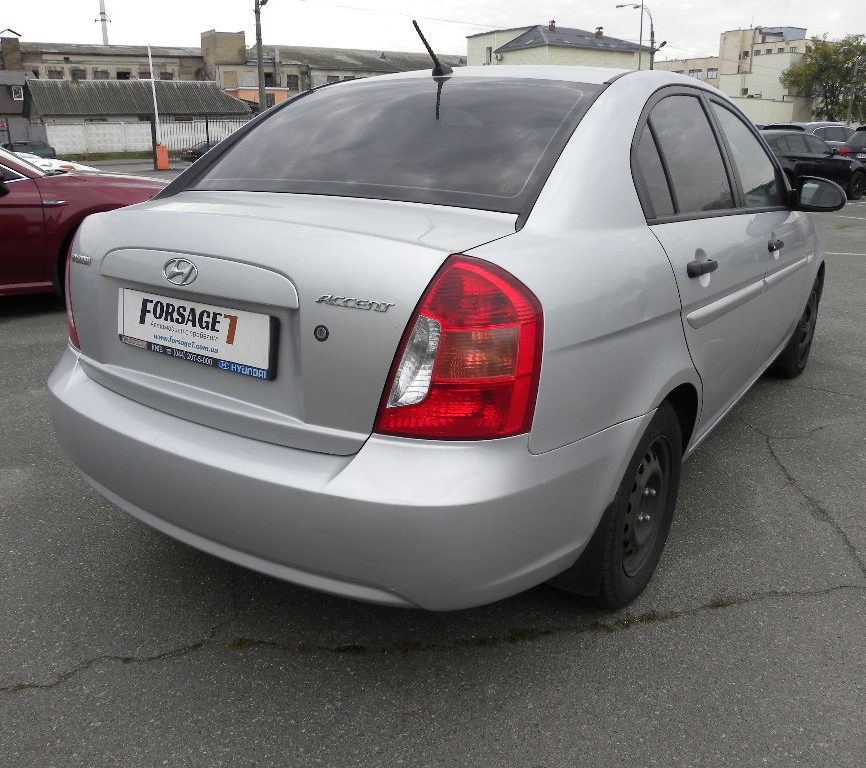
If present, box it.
[0,293,65,318]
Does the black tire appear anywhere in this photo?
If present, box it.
[848,171,866,201]
[551,402,682,609]
[768,274,822,379]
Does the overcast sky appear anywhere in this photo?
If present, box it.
[2,0,858,61]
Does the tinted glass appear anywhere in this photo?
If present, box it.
[711,104,784,208]
[0,164,26,182]
[803,135,830,154]
[768,135,792,153]
[782,133,810,153]
[649,95,734,214]
[821,126,848,142]
[191,78,603,214]
[848,131,866,149]
[632,125,674,218]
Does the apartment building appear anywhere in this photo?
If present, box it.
[655,26,813,122]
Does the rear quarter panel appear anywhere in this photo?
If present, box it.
[467,72,702,454]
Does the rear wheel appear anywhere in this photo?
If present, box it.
[848,171,866,201]
[551,402,682,609]
[769,274,822,379]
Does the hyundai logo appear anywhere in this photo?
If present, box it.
[162,258,198,286]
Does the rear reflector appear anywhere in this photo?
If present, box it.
[65,254,80,349]
[375,255,543,440]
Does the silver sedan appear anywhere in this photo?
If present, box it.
[49,65,845,610]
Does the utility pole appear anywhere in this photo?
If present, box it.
[95,0,110,45]
[254,0,269,113]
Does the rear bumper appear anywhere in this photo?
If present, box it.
[48,345,652,610]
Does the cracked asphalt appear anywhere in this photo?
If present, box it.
[2,207,865,767]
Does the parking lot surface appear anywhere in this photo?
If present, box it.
[2,206,865,767]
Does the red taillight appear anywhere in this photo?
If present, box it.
[838,147,851,155]
[65,255,80,348]
[374,255,543,440]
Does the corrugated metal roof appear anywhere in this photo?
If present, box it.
[496,26,651,54]
[258,45,465,72]
[26,79,251,116]
[21,41,202,58]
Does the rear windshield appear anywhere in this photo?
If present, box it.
[849,131,866,149]
[189,77,603,214]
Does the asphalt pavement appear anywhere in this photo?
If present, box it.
[1,206,865,767]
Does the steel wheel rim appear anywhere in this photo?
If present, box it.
[796,288,818,366]
[622,436,671,577]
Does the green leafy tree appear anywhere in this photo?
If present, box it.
[781,35,866,123]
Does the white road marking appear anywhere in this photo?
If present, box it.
[833,215,866,220]
[825,252,866,256]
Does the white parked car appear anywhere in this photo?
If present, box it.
[49,66,846,611]
[15,152,100,173]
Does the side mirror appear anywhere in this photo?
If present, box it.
[794,176,846,212]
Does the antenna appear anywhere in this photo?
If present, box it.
[412,20,452,77]
[95,0,111,45]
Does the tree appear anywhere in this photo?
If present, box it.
[781,35,866,123]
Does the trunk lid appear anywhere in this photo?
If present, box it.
[71,191,516,455]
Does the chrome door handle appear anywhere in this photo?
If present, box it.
[686,259,719,278]
[768,238,784,252]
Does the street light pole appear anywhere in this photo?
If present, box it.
[254,0,269,113]
[616,3,654,70]
[845,54,863,126]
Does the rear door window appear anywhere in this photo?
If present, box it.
[710,103,785,209]
[648,95,735,215]
[190,77,603,214]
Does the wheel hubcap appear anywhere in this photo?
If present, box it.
[622,437,671,577]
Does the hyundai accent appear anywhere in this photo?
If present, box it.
[49,66,845,610]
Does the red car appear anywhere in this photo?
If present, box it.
[0,148,165,296]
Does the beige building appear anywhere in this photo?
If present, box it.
[655,26,814,122]
[1,32,464,111]
[467,22,649,69]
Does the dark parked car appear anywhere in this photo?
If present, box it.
[838,126,866,161]
[764,122,856,150]
[2,138,57,158]
[179,140,218,162]
[0,148,165,296]
[762,129,866,200]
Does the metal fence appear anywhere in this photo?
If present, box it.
[159,117,252,157]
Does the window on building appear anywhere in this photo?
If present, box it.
[741,88,749,96]
[742,51,749,58]
[777,48,784,54]
[672,70,684,74]
[46,68,63,79]
[70,68,86,81]
[116,71,131,80]
[343,75,356,81]
[159,72,173,80]
[485,46,492,64]
[286,74,299,90]
[707,68,719,79]
[754,50,761,55]
[789,47,798,53]
[766,48,772,54]
[647,95,734,215]
[10,85,24,100]
[264,72,275,87]
[326,75,340,84]
[93,70,109,80]
[139,70,151,79]
[688,69,704,80]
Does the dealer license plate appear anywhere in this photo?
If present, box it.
[118,288,278,380]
